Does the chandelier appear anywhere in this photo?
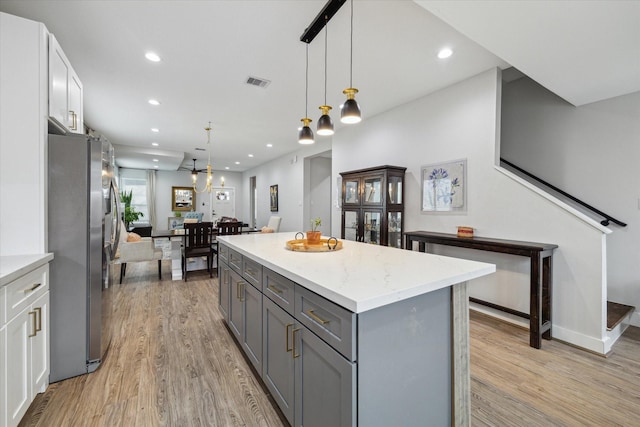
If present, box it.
[193,122,213,193]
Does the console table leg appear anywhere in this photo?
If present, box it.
[542,255,553,340]
[530,255,542,349]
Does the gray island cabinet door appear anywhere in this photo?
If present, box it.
[218,265,230,321]
[228,269,244,341]
[242,280,263,373]
[294,325,356,427]
[262,297,295,425]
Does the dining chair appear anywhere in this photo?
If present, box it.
[182,221,215,281]
[212,221,243,274]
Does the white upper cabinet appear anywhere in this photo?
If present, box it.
[48,33,83,134]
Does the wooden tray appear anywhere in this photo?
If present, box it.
[285,238,343,252]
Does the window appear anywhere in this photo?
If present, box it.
[120,176,148,221]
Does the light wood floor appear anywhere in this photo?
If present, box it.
[20,261,640,426]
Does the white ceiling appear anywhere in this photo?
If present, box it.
[1,1,638,173]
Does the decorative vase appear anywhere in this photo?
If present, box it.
[306,231,321,245]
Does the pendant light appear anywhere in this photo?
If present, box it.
[317,16,334,136]
[340,0,361,124]
[193,122,213,193]
[298,43,315,144]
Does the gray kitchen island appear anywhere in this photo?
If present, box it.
[217,232,495,427]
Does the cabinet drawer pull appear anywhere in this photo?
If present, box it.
[35,307,42,332]
[292,328,300,359]
[306,309,330,325]
[23,282,42,293]
[285,323,293,352]
[246,267,256,275]
[29,311,37,337]
[267,284,283,295]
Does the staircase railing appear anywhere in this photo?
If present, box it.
[500,158,627,227]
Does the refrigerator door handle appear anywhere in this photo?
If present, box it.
[110,180,121,258]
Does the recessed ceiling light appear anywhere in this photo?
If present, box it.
[151,128,159,132]
[154,165,158,168]
[248,154,254,158]
[266,144,273,148]
[225,167,230,170]
[148,99,161,106]
[145,52,161,62]
[153,159,159,162]
[437,47,453,59]
[235,161,240,165]
[151,142,159,146]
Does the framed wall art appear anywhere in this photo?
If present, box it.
[270,184,278,212]
[421,159,467,213]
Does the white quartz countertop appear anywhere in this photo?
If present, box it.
[0,253,54,287]
[218,233,495,313]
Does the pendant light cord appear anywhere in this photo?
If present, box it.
[349,0,353,88]
[305,43,309,118]
[324,16,328,105]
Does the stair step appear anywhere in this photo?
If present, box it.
[607,301,635,331]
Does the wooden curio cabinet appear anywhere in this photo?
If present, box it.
[340,165,406,248]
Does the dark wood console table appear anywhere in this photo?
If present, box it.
[405,231,557,349]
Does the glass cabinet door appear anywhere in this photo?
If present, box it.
[362,176,382,205]
[343,210,359,241]
[387,211,402,248]
[363,210,381,245]
[388,176,403,205]
[343,179,360,205]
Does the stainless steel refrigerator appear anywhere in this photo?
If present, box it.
[48,133,121,382]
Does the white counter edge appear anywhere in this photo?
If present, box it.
[0,253,54,287]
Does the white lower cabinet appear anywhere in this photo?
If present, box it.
[2,264,50,427]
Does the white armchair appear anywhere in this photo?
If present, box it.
[113,224,163,283]
[261,216,281,233]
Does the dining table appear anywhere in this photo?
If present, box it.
[150,225,260,280]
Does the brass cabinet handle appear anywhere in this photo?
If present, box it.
[306,309,330,325]
[285,323,293,352]
[292,328,300,359]
[246,267,256,275]
[69,110,77,130]
[267,284,283,295]
[35,307,42,332]
[29,311,37,337]
[236,281,245,302]
[23,282,42,293]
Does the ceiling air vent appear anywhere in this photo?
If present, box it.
[246,76,271,88]
[195,147,206,151]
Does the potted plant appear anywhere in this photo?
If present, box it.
[307,217,322,244]
[120,189,144,229]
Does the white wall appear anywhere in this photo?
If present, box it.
[0,13,48,256]
[306,155,332,235]
[501,78,640,328]
[331,68,611,353]
[241,140,331,233]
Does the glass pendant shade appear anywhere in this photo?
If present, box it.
[340,87,361,124]
[317,105,334,136]
[298,118,314,144]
